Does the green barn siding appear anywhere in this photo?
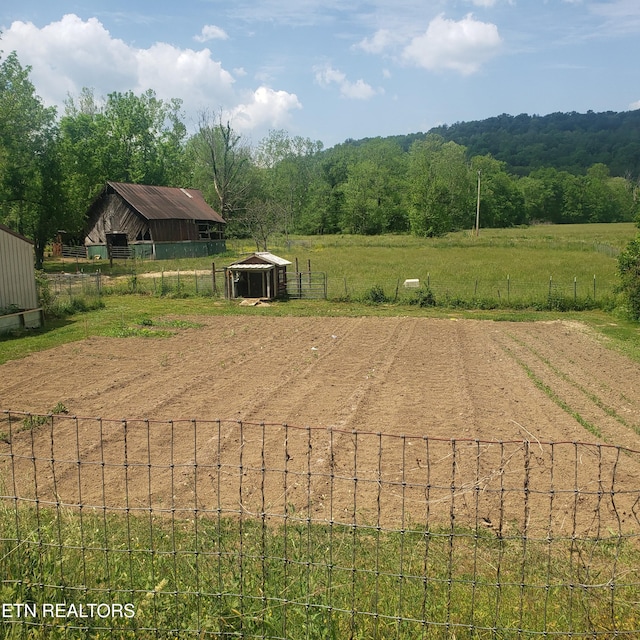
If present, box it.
[86,240,226,261]
[153,240,226,259]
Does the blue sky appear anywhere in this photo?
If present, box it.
[1,0,639,148]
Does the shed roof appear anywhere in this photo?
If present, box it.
[107,182,225,224]
[229,252,292,268]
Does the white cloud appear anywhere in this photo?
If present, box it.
[194,25,229,43]
[402,13,502,75]
[135,42,236,106]
[630,100,640,110]
[314,64,379,100]
[227,86,302,133]
[0,14,301,135]
[2,15,136,102]
[355,29,402,55]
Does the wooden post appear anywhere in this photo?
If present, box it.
[212,262,217,295]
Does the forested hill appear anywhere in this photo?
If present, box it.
[427,110,640,177]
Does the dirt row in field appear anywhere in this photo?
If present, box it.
[2,316,640,534]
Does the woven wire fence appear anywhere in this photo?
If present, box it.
[333,274,605,308]
[45,269,221,299]
[1,411,640,639]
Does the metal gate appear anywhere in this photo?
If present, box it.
[287,271,327,299]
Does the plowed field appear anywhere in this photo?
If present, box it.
[2,316,640,533]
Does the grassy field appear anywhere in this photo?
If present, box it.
[46,222,633,305]
[2,222,638,366]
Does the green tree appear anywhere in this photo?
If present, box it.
[408,136,473,236]
[60,88,188,232]
[335,139,406,234]
[0,50,67,267]
[471,155,525,229]
[254,129,324,237]
[519,167,565,223]
[618,236,640,319]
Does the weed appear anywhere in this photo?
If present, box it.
[18,402,69,434]
[409,286,437,307]
[361,284,389,305]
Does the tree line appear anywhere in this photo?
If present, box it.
[430,110,640,177]
[1,48,639,267]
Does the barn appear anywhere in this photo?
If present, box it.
[0,224,43,332]
[225,252,292,300]
[84,182,226,261]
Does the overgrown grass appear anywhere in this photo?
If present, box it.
[2,223,638,366]
[1,504,638,639]
[270,225,627,305]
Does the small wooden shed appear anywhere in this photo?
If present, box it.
[0,224,43,332]
[225,252,291,300]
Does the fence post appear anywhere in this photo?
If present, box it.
[593,274,596,300]
[507,275,510,304]
[195,270,198,294]
[574,277,577,303]
[212,262,217,295]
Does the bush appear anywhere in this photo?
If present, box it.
[617,236,640,319]
[361,284,389,305]
[410,286,437,308]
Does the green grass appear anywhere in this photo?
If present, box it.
[2,222,640,365]
[1,505,638,639]
[270,225,627,304]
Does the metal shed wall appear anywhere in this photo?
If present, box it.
[0,225,38,311]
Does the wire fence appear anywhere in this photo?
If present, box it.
[44,270,221,299]
[1,411,639,638]
[43,271,611,311]
[335,274,606,309]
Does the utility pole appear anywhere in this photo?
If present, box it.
[475,170,481,237]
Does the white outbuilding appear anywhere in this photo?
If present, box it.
[0,223,43,332]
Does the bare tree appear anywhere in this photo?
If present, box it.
[193,110,253,219]
[237,199,286,251]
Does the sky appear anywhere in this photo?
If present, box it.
[1,0,639,149]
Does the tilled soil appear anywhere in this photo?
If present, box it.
[2,316,640,534]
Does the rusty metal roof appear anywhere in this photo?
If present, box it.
[107,182,225,224]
